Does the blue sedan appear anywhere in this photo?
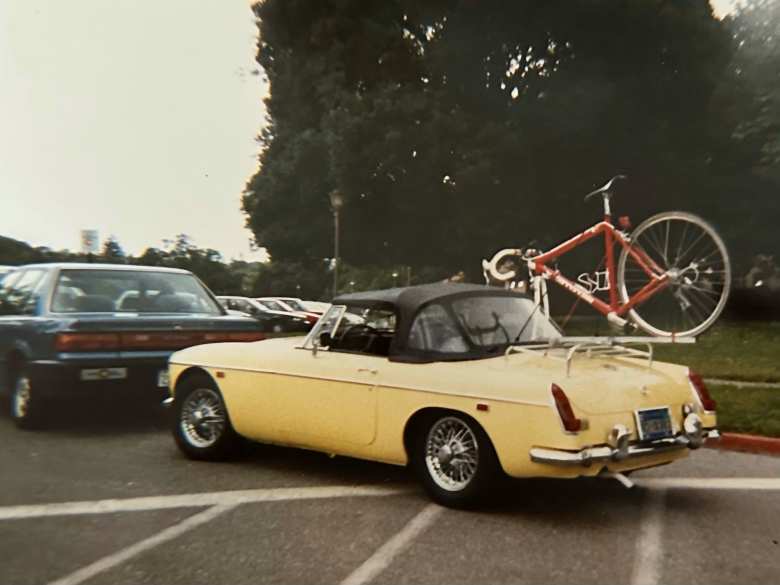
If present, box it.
[0,263,266,429]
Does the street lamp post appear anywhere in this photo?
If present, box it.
[329,189,344,299]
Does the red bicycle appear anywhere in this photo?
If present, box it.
[483,176,731,337]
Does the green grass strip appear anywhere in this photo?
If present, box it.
[709,384,780,438]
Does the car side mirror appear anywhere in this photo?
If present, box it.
[319,332,332,347]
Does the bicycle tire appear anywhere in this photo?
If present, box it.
[617,211,731,337]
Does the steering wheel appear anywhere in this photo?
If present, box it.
[336,324,379,352]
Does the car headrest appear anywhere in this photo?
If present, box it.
[73,294,115,312]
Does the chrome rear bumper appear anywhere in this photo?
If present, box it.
[530,429,720,467]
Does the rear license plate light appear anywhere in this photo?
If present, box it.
[157,369,170,388]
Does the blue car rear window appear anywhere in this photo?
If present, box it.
[51,269,222,315]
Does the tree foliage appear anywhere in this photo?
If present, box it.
[0,233,256,298]
[724,0,780,171]
[134,234,240,294]
[101,236,126,263]
[244,0,777,279]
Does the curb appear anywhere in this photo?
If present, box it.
[704,378,780,389]
[706,432,780,457]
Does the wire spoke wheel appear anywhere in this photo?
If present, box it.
[618,211,731,337]
[11,374,32,420]
[424,416,480,492]
[179,387,227,448]
[12,375,32,420]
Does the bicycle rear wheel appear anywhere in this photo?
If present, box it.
[617,211,731,337]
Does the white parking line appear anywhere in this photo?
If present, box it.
[0,485,407,521]
[48,504,236,585]
[340,503,443,585]
[630,488,666,585]
[636,477,780,491]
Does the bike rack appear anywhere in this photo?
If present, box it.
[506,335,696,377]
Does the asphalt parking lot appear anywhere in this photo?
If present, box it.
[1,400,778,585]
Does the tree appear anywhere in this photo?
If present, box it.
[0,236,40,265]
[101,236,126,263]
[725,0,780,173]
[131,234,238,294]
[245,0,770,279]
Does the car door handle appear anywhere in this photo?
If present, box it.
[357,368,378,375]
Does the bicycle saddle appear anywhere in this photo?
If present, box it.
[584,175,627,201]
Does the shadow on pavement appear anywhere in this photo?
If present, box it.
[0,392,168,436]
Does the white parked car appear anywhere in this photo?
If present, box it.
[255,297,319,326]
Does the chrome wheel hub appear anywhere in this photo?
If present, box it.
[180,388,226,448]
[425,417,479,492]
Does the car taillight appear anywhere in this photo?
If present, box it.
[55,333,121,352]
[56,331,266,352]
[219,331,266,342]
[122,332,204,349]
[688,371,716,411]
[304,314,318,324]
[551,383,582,432]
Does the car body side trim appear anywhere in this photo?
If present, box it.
[169,361,550,407]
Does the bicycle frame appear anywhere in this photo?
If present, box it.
[528,216,670,324]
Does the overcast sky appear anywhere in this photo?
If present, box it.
[0,0,267,260]
[0,1,733,261]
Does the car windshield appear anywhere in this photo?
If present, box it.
[408,295,561,356]
[257,298,287,311]
[280,298,307,311]
[51,269,223,314]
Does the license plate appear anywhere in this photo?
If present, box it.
[80,367,127,381]
[635,407,673,441]
[157,370,170,388]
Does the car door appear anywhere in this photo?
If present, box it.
[269,347,380,449]
[0,269,47,391]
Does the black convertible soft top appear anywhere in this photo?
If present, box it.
[334,282,530,362]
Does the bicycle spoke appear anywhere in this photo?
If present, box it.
[618,213,730,337]
[695,247,728,267]
[684,283,721,298]
[663,221,670,266]
[677,229,708,265]
[643,229,668,268]
[674,221,691,267]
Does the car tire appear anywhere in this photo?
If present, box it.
[172,375,242,461]
[10,368,48,430]
[411,412,500,509]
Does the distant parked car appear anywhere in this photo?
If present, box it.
[216,296,309,333]
[0,263,266,429]
[255,297,319,326]
[301,300,330,315]
[272,297,322,315]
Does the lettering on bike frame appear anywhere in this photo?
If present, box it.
[528,220,670,319]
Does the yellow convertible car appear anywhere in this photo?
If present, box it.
[167,283,718,508]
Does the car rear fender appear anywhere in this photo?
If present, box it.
[2,348,28,392]
[402,407,506,474]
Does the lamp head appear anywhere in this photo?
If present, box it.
[329,189,344,211]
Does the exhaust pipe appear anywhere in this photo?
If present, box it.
[600,470,635,489]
